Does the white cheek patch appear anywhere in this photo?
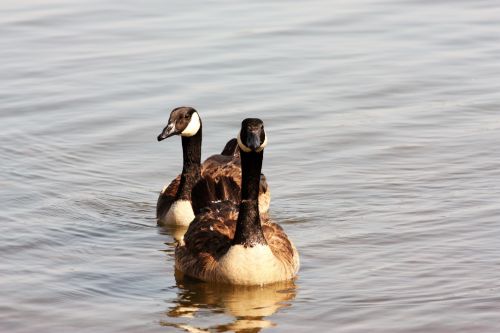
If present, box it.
[181,112,201,137]
[255,133,267,152]
[237,132,252,152]
[237,131,267,152]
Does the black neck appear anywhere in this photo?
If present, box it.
[175,126,202,201]
[232,149,267,247]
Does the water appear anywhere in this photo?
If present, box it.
[1,0,500,332]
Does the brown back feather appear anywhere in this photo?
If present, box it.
[156,175,181,220]
[197,153,269,209]
[157,139,270,220]
[177,202,297,280]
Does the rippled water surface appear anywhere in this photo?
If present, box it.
[2,1,500,332]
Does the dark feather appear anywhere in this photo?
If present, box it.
[156,175,181,221]
[220,138,239,157]
[157,139,271,222]
[176,202,299,282]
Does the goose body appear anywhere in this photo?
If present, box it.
[176,201,299,285]
[156,107,270,226]
[175,118,299,285]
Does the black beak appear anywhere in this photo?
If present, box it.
[246,131,261,151]
[157,123,177,141]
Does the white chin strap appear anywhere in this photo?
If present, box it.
[237,131,267,152]
[181,112,201,137]
[256,134,267,152]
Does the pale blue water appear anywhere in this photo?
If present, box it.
[2,1,500,332]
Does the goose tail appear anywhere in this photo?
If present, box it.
[220,138,240,157]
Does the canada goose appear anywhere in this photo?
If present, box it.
[156,107,270,226]
[175,118,299,285]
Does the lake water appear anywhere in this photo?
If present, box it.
[2,0,500,332]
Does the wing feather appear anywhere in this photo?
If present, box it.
[176,202,298,282]
[157,139,271,222]
[156,175,181,221]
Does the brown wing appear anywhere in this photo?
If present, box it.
[191,153,242,210]
[199,151,271,212]
[261,216,298,270]
[157,139,270,221]
[156,175,181,221]
[176,201,238,279]
[191,174,240,214]
[176,203,298,281]
[259,173,269,194]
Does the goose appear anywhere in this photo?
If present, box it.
[156,107,270,226]
[175,118,299,285]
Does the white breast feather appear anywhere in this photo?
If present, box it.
[217,244,292,285]
[166,200,195,226]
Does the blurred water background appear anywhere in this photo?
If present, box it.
[1,0,500,332]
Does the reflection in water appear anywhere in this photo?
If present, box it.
[161,271,297,332]
[158,224,189,245]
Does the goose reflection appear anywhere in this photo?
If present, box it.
[158,224,189,245]
[160,271,297,332]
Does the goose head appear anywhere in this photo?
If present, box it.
[237,118,268,153]
[157,106,201,141]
